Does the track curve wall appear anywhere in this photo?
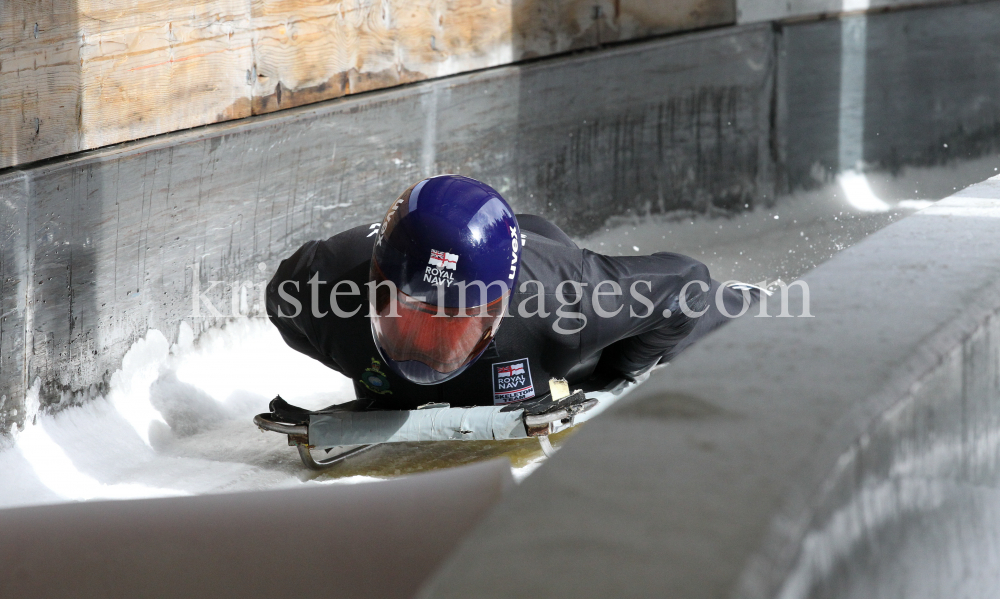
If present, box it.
[419,176,1000,598]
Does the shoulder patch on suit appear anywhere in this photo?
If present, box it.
[360,358,393,395]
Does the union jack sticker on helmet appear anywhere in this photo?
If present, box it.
[429,249,459,270]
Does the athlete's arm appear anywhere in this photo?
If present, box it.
[580,251,711,377]
[266,224,377,375]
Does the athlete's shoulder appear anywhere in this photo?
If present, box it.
[274,222,379,283]
[516,214,578,249]
[316,222,381,266]
[313,222,380,272]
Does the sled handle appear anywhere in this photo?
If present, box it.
[253,414,307,436]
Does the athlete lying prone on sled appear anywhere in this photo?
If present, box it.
[255,175,759,466]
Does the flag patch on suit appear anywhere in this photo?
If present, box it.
[492,358,535,404]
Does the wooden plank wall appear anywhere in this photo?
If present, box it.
[0,0,734,169]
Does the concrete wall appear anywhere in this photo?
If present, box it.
[418,176,1000,599]
[2,0,1000,436]
[737,0,958,24]
[776,0,1000,187]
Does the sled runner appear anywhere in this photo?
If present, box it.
[254,377,618,471]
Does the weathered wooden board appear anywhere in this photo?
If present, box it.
[0,3,85,167]
[0,0,734,169]
[0,0,254,169]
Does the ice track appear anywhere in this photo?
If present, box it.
[0,321,374,509]
[0,318,593,510]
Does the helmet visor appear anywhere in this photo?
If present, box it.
[370,265,507,376]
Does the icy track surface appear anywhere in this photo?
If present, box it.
[0,321,391,509]
[0,318,579,510]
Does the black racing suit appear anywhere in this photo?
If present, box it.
[266,215,752,409]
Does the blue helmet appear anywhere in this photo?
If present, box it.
[370,175,522,384]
